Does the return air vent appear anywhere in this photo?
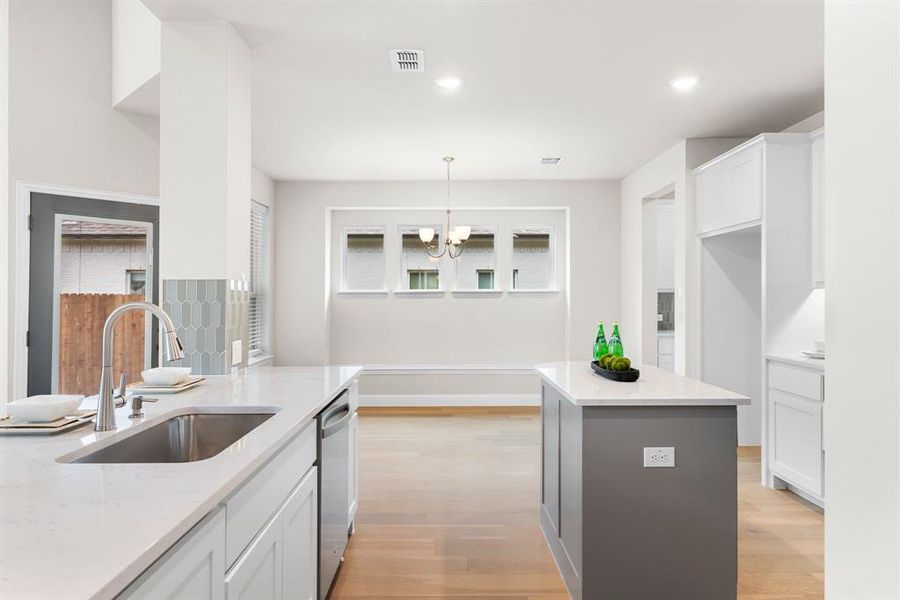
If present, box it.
[541,157,562,165]
[389,49,424,72]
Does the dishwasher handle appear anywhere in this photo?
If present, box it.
[322,406,351,438]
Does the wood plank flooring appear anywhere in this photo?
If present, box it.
[331,409,823,599]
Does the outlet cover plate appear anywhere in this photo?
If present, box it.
[231,340,242,366]
[643,447,675,468]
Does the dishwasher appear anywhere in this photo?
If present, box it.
[317,391,352,600]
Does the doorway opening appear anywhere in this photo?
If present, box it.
[641,184,676,371]
[27,193,160,397]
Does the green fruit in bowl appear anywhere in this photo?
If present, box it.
[599,354,614,369]
[612,357,632,372]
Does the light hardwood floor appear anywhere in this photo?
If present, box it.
[331,409,823,600]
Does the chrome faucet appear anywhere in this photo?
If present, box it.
[95,301,184,432]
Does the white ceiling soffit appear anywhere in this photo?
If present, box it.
[142,0,824,181]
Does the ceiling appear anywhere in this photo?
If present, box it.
[143,1,824,181]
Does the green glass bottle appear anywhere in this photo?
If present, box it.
[592,322,608,361]
[608,322,624,357]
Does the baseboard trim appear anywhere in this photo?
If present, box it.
[359,393,541,407]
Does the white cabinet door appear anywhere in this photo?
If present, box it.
[348,411,359,527]
[120,509,226,600]
[811,132,825,286]
[769,389,824,497]
[226,508,284,600]
[283,468,318,600]
[696,142,764,234]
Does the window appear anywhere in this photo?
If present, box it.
[249,200,270,357]
[126,270,146,295]
[400,226,441,291]
[343,227,385,291]
[408,270,439,290]
[454,228,497,290]
[512,227,553,290]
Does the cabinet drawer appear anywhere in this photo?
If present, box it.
[769,363,823,400]
[225,421,316,567]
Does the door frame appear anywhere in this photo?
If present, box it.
[14,180,158,400]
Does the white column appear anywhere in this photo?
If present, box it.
[159,19,250,282]
[824,1,900,595]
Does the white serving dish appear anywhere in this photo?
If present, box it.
[7,395,84,423]
[141,367,192,387]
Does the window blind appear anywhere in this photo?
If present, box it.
[249,200,269,356]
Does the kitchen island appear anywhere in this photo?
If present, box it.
[535,361,749,600]
[0,365,361,600]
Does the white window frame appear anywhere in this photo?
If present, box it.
[248,200,270,359]
[397,224,444,295]
[340,225,387,293]
[509,225,556,292]
[452,225,500,293]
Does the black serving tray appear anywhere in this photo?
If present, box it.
[590,361,640,382]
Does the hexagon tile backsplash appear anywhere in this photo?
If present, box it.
[162,279,249,375]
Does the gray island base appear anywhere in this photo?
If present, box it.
[536,362,750,600]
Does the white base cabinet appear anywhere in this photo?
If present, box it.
[226,468,318,600]
[120,509,226,600]
[765,360,825,506]
[119,413,331,600]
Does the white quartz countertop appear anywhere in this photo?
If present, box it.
[535,361,749,406]
[0,365,361,600]
[766,353,826,372]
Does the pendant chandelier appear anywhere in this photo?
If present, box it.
[418,156,470,259]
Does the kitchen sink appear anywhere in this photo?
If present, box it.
[69,411,276,464]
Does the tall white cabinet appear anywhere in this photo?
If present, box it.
[695,133,816,447]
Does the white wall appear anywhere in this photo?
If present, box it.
[781,110,824,133]
[824,1,900,596]
[620,138,745,374]
[330,208,567,365]
[6,0,160,403]
[0,0,9,409]
[274,180,621,387]
[111,0,160,110]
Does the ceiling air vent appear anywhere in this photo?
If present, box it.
[389,49,424,72]
[541,157,562,165]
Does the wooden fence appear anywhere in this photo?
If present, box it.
[59,293,145,396]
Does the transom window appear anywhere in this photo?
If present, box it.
[400,226,441,291]
[454,227,497,291]
[342,226,385,291]
[512,227,554,290]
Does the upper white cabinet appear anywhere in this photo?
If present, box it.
[811,129,826,287]
[695,141,764,235]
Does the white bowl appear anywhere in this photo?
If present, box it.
[7,395,84,423]
[141,367,192,387]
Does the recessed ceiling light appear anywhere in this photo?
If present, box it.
[435,76,462,90]
[670,75,699,91]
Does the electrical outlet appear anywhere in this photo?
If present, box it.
[231,340,242,366]
[643,447,675,468]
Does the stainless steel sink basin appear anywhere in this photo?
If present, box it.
[70,412,275,464]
